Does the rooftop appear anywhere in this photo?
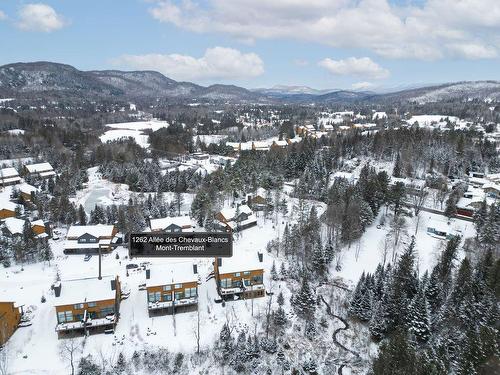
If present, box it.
[218,251,264,275]
[54,275,117,306]
[146,262,198,288]
[66,225,115,238]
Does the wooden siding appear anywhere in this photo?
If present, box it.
[0,209,15,220]
[0,302,21,345]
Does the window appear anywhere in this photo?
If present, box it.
[174,291,184,300]
[220,278,231,288]
[148,292,161,303]
[243,271,250,276]
[99,306,115,317]
[163,285,171,291]
[174,283,182,289]
[87,302,96,308]
[232,280,242,288]
[60,311,73,322]
[185,287,197,298]
[57,312,66,323]
[234,272,241,277]
[163,293,172,302]
[243,279,251,287]
[74,303,84,310]
[252,275,263,284]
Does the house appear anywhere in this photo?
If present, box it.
[483,183,500,199]
[3,217,26,237]
[247,188,270,210]
[390,177,426,195]
[252,141,270,152]
[0,201,18,220]
[24,162,56,179]
[226,142,241,152]
[31,219,48,237]
[54,275,121,335]
[19,183,39,202]
[0,298,22,346]
[215,205,257,231]
[145,262,199,315]
[0,167,21,186]
[64,225,118,254]
[149,216,194,233]
[214,252,265,300]
[271,140,288,149]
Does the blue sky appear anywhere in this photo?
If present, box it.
[0,0,498,90]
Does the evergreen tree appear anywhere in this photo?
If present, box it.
[291,275,316,320]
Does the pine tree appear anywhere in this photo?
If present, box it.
[270,261,278,281]
[291,275,316,320]
[78,205,87,225]
[393,152,402,177]
[277,291,285,306]
[408,287,431,343]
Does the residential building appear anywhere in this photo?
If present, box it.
[0,167,21,186]
[24,162,56,179]
[247,188,270,210]
[0,301,22,345]
[19,183,39,202]
[146,262,199,315]
[214,252,265,300]
[0,201,18,220]
[64,225,117,254]
[215,204,257,231]
[54,275,121,335]
[149,216,194,233]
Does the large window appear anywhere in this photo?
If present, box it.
[58,311,73,323]
[88,302,96,308]
[163,285,171,291]
[148,292,161,303]
[174,291,184,300]
[174,283,182,289]
[243,279,251,287]
[99,306,115,317]
[73,303,84,310]
[163,293,172,302]
[252,275,263,284]
[220,278,231,288]
[185,287,197,298]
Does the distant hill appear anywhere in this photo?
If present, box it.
[0,61,263,102]
[0,61,498,104]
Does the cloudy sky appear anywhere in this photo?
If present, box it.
[0,0,498,90]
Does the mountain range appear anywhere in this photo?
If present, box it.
[0,61,499,104]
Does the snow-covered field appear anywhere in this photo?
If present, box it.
[99,120,169,148]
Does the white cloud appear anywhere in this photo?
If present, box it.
[17,3,66,32]
[351,81,375,90]
[149,0,500,60]
[319,57,389,79]
[0,10,7,21]
[113,47,264,81]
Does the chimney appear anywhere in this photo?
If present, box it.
[217,257,222,267]
[257,252,263,263]
[54,282,61,297]
[146,269,151,279]
[110,279,116,291]
[247,194,252,206]
[193,264,198,274]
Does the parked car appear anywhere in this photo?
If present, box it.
[126,263,139,270]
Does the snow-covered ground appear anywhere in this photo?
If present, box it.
[99,120,169,148]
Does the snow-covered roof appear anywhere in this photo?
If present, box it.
[218,252,264,275]
[0,167,19,178]
[273,140,288,147]
[19,183,38,195]
[55,276,117,306]
[66,225,115,239]
[24,162,54,174]
[146,262,197,288]
[333,171,354,180]
[149,216,193,232]
[0,200,18,212]
[31,219,45,227]
[3,217,26,235]
[219,205,253,221]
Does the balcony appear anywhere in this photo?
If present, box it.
[148,297,198,311]
[55,314,115,332]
